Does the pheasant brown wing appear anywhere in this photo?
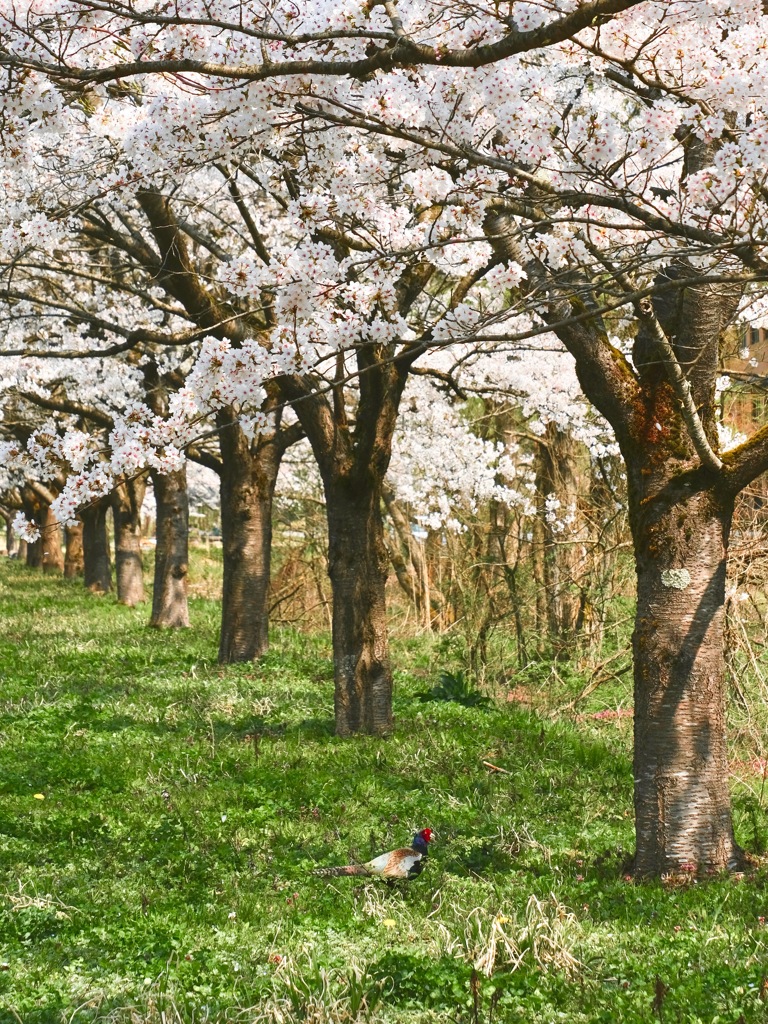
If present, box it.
[366,847,424,879]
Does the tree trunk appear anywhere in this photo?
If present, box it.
[26,535,42,569]
[112,475,146,606]
[629,474,743,877]
[64,520,84,578]
[324,472,393,737]
[20,489,64,574]
[217,418,281,663]
[21,492,43,569]
[150,467,190,628]
[81,499,112,593]
[40,504,64,575]
[5,516,17,557]
[278,339,409,737]
[534,424,587,653]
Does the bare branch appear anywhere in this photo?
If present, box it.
[0,0,646,86]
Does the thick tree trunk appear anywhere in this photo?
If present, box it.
[630,478,743,877]
[40,504,64,575]
[112,475,146,606]
[218,419,281,663]
[81,499,112,594]
[150,467,190,628]
[64,521,84,578]
[16,538,28,562]
[324,473,393,737]
[279,341,408,737]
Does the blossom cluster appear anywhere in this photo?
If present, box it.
[0,0,767,532]
[389,379,535,533]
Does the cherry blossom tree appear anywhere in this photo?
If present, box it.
[388,347,622,657]
[0,382,78,574]
[0,166,304,641]
[5,0,768,874]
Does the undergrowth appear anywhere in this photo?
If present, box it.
[0,559,767,1023]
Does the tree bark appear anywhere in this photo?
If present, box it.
[81,499,112,593]
[629,471,743,876]
[112,474,147,606]
[325,471,393,737]
[149,466,190,628]
[217,415,282,662]
[64,520,84,578]
[5,518,17,557]
[40,503,64,575]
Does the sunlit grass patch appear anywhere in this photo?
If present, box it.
[1,558,768,1023]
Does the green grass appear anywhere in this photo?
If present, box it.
[1,560,768,1023]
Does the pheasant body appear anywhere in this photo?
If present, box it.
[314,828,433,881]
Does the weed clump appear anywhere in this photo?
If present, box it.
[416,669,491,708]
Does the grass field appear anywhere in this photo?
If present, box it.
[1,558,768,1023]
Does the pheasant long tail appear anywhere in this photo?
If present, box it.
[312,864,371,877]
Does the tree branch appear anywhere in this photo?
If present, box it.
[636,298,723,471]
[16,390,114,429]
[0,0,646,86]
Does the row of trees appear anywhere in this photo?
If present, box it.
[1,341,621,652]
[2,0,768,877]
[0,135,613,731]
